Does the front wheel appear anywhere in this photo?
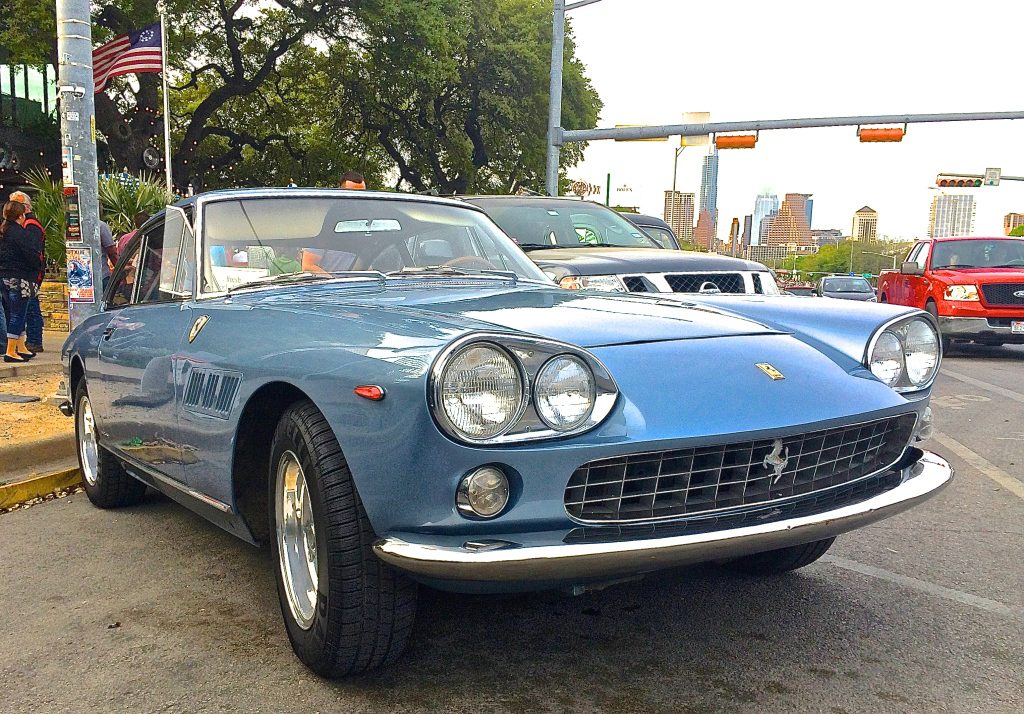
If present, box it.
[723,537,835,575]
[924,301,951,355]
[75,381,147,509]
[269,401,417,677]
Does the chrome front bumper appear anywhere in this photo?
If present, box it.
[373,450,952,583]
[939,316,1024,340]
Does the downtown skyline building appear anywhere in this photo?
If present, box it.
[852,206,879,241]
[928,194,975,238]
[699,149,719,241]
[751,192,779,246]
[765,193,815,247]
[663,190,696,242]
[1004,212,1024,235]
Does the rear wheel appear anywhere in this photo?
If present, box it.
[723,537,835,575]
[75,381,147,508]
[269,400,417,677]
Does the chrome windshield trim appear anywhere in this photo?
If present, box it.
[373,450,952,583]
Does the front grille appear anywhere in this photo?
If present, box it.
[564,468,906,543]
[981,282,1024,307]
[564,414,917,523]
[622,275,648,292]
[665,272,745,293]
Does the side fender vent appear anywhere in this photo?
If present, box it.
[183,368,242,418]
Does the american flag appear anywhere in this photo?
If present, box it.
[93,23,164,93]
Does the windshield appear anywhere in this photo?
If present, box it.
[468,198,661,250]
[823,277,873,293]
[930,239,1024,269]
[199,196,549,292]
[637,225,678,249]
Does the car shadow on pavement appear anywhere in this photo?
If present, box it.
[945,343,1024,360]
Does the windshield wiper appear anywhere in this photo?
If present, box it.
[516,243,560,252]
[933,264,975,269]
[387,266,518,282]
[575,241,658,249]
[226,271,384,294]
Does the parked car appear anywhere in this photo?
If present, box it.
[816,274,877,301]
[782,284,817,297]
[620,212,680,249]
[62,188,952,677]
[463,196,779,295]
[877,236,1024,349]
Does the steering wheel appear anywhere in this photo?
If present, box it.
[443,255,500,270]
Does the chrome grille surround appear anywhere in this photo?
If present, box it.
[620,271,752,294]
[564,414,918,524]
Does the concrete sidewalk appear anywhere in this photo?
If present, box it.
[0,330,68,379]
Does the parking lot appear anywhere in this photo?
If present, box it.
[1,347,1021,714]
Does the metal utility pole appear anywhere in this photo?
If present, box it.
[56,0,102,327]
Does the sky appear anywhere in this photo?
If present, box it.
[566,0,1024,241]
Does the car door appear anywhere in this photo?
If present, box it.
[893,243,923,304]
[94,207,196,482]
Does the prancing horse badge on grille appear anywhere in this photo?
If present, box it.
[763,439,790,484]
[755,362,785,380]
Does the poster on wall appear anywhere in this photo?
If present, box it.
[61,145,75,185]
[64,185,81,242]
[66,246,95,303]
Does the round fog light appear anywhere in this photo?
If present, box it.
[457,467,510,518]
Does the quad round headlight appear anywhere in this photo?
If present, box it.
[868,330,904,387]
[901,319,940,386]
[534,355,596,431]
[439,344,523,440]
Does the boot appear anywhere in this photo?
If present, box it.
[16,335,35,360]
[4,337,26,363]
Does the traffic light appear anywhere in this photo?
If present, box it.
[715,134,757,149]
[936,175,983,188]
[858,127,905,142]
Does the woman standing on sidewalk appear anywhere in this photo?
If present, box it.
[0,200,41,363]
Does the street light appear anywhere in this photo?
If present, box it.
[545,0,605,196]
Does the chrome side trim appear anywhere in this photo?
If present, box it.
[372,450,952,583]
[119,452,232,513]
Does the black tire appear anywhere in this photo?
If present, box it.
[924,301,951,355]
[268,400,417,677]
[74,380,147,509]
[879,293,887,303]
[723,537,836,575]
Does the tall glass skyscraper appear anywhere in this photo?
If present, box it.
[699,149,719,239]
[751,192,779,246]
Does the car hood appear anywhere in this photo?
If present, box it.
[930,268,1024,282]
[529,247,764,274]
[248,281,778,348]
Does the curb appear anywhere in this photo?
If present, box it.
[0,467,82,510]
[0,433,75,474]
[0,362,63,380]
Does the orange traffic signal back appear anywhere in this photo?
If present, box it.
[715,134,757,149]
[859,127,905,142]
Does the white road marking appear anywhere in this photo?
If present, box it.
[932,431,1024,501]
[821,555,1024,621]
[941,368,1024,403]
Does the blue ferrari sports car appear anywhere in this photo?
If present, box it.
[61,189,952,677]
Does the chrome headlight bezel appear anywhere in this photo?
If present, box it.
[864,314,941,393]
[558,274,628,292]
[430,333,619,445]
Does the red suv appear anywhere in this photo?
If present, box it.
[877,236,1024,350]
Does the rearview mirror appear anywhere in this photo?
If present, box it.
[900,261,924,276]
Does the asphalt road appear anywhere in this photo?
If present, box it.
[2,347,1022,713]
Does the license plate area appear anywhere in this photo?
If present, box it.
[1012,320,1024,334]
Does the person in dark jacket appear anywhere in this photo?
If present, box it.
[0,200,42,362]
[9,191,46,352]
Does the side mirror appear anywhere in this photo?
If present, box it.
[900,261,924,276]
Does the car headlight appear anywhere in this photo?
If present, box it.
[534,355,595,430]
[944,284,979,301]
[559,275,627,292]
[866,316,940,392]
[438,343,525,440]
[431,334,619,444]
[868,331,904,387]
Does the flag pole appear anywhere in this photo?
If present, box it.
[159,6,173,192]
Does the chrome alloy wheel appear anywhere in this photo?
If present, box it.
[77,394,99,487]
[276,450,319,630]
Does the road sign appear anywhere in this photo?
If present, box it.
[862,273,872,279]
[984,167,1001,186]
[680,112,711,147]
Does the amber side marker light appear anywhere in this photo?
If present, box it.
[354,385,386,401]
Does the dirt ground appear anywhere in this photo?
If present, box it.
[0,373,70,444]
